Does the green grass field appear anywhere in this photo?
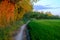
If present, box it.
[27,20,60,40]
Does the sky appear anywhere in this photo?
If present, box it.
[33,0,60,15]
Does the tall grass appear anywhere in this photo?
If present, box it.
[28,20,60,40]
[0,20,24,40]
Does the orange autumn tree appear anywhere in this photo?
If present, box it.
[0,0,15,26]
[0,0,32,26]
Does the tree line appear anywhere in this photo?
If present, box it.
[23,11,60,21]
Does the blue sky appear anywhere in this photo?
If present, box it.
[33,0,60,15]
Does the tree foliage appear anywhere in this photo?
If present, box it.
[23,11,60,21]
[0,0,35,26]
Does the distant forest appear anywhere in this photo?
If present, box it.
[23,11,60,21]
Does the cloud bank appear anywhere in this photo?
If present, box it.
[33,5,60,10]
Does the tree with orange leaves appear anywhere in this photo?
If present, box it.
[0,0,38,26]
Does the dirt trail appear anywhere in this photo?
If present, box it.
[15,21,30,40]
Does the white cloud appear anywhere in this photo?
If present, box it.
[33,0,60,15]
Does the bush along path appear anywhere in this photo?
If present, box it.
[15,21,30,40]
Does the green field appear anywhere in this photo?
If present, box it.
[27,20,60,40]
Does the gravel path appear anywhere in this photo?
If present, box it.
[15,24,27,40]
[15,21,30,40]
